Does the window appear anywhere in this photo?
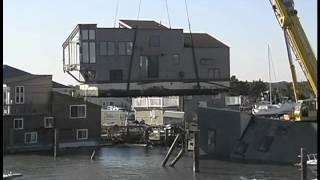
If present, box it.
[25,132,37,144]
[76,129,88,140]
[81,30,88,40]
[70,105,86,118]
[14,118,23,129]
[172,54,180,65]
[44,117,54,128]
[109,70,123,81]
[107,42,115,55]
[99,42,107,55]
[119,41,133,55]
[15,86,24,104]
[147,56,159,78]
[89,30,95,40]
[89,42,96,63]
[149,35,160,47]
[126,42,133,55]
[81,42,89,63]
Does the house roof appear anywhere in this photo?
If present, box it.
[52,81,71,88]
[3,65,32,79]
[119,20,168,29]
[184,33,229,48]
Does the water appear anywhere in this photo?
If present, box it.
[3,145,300,180]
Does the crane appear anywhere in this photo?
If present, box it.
[270,0,317,120]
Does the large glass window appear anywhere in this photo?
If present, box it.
[89,42,96,63]
[81,42,89,63]
[119,42,126,55]
[70,105,86,118]
[99,42,107,55]
[119,42,133,56]
[81,30,88,40]
[107,42,115,55]
[15,86,24,104]
[89,30,95,40]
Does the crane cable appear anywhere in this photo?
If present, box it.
[113,0,120,28]
[184,0,200,89]
[165,0,172,29]
[126,0,142,92]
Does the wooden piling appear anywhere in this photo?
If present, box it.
[169,148,184,167]
[193,131,199,173]
[161,134,180,167]
[54,128,59,158]
[300,148,307,180]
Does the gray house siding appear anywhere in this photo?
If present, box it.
[52,92,101,144]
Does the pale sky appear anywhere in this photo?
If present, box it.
[3,0,317,85]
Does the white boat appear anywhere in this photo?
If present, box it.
[3,172,23,179]
[307,154,317,178]
[252,102,297,117]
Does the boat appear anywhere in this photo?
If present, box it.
[252,102,297,117]
[3,172,23,179]
[307,154,317,178]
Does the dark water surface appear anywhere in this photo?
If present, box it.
[3,145,300,180]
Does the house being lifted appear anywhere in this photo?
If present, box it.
[62,20,230,97]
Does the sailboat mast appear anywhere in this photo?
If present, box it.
[268,45,272,104]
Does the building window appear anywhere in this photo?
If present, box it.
[109,70,123,81]
[76,129,88,140]
[89,42,96,63]
[200,58,214,65]
[89,30,95,40]
[172,54,180,65]
[13,118,23,129]
[118,42,133,56]
[107,42,115,55]
[140,56,159,78]
[25,132,37,144]
[99,42,107,55]
[15,86,24,104]
[208,68,220,79]
[208,129,216,152]
[81,42,89,63]
[149,35,160,47]
[81,30,88,40]
[70,105,86,118]
[44,117,54,128]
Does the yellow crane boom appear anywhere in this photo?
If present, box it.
[272,0,317,97]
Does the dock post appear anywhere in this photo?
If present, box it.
[193,131,199,173]
[161,134,180,167]
[300,148,307,180]
[54,128,59,159]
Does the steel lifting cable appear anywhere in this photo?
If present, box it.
[184,0,201,89]
[126,0,142,92]
[165,0,172,29]
[113,0,120,28]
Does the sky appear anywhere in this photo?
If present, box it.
[3,0,317,85]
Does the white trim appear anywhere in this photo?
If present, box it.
[44,117,54,128]
[119,21,132,29]
[24,132,37,144]
[69,105,87,119]
[13,118,24,130]
[15,86,24,104]
[76,129,88,140]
